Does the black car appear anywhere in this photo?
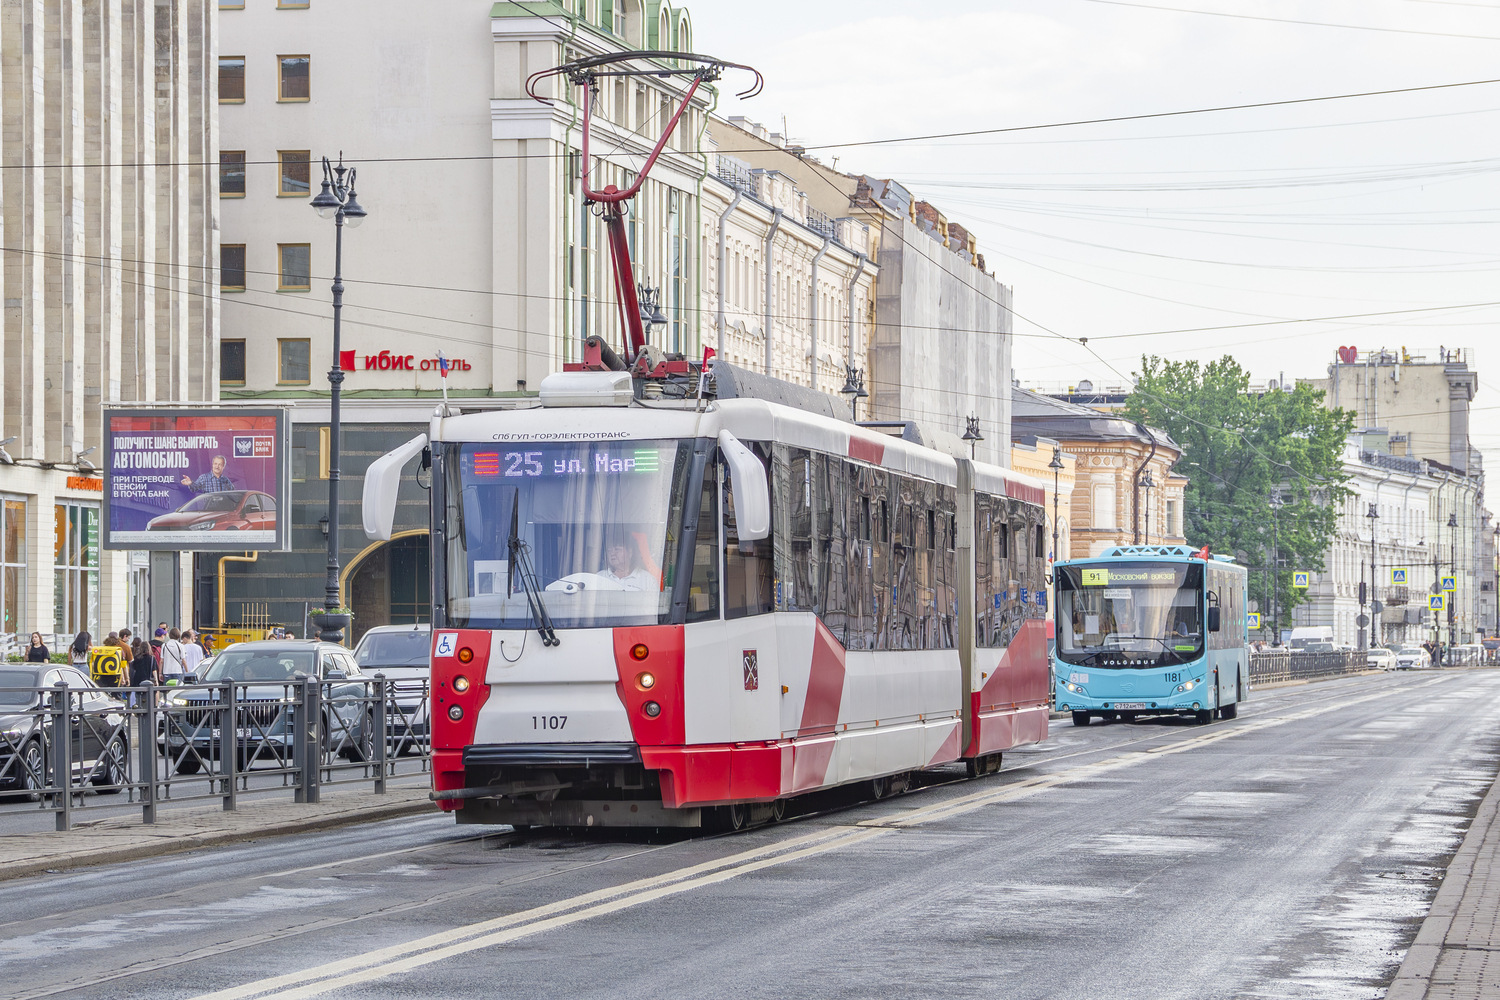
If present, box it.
[0,665,129,796]
[161,640,376,773]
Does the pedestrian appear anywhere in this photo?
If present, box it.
[68,631,91,668]
[159,628,188,684]
[115,628,133,657]
[129,639,155,687]
[179,629,205,675]
[25,632,49,662]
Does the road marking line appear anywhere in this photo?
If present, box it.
[187,826,859,1000]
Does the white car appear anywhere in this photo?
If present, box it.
[1366,647,1397,671]
[1394,645,1430,670]
[351,624,430,753]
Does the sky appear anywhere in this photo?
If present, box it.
[689,0,1500,472]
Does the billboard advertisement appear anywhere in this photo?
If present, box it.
[103,408,290,551]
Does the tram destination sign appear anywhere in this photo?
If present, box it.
[102,407,291,551]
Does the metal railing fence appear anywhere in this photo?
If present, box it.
[1249,649,1376,686]
[0,675,429,831]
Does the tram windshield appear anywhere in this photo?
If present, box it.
[1055,562,1204,668]
[442,440,690,630]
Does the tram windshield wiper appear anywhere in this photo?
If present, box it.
[507,494,559,647]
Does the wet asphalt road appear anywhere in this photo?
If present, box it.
[2,668,1497,1000]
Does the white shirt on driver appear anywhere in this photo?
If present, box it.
[602,567,654,591]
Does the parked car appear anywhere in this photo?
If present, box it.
[147,490,277,533]
[0,664,128,796]
[1453,643,1483,666]
[1367,647,1398,671]
[1395,645,1430,670]
[351,624,430,753]
[161,640,374,773]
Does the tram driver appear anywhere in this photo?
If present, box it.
[601,534,653,591]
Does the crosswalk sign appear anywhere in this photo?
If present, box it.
[1430,593,1445,611]
[1442,576,1457,593]
[1391,567,1408,585]
[1248,612,1262,629]
[1292,571,1310,588]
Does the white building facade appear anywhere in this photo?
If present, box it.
[0,0,215,646]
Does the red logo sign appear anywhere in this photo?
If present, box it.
[335,351,473,373]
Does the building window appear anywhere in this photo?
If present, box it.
[219,57,246,102]
[221,244,247,291]
[278,150,311,196]
[1093,483,1117,531]
[1166,499,1179,537]
[220,151,246,196]
[279,339,312,384]
[278,243,311,290]
[220,0,244,7]
[278,0,309,7]
[278,55,310,102]
[1,499,26,638]
[54,503,99,638]
[221,340,247,385]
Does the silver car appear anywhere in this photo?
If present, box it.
[1394,645,1429,670]
[351,624,430,754]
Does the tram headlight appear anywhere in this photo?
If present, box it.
[642,701,661,718]
[448,705,464,721]
[636,671,655,690]
[452,675,470,693]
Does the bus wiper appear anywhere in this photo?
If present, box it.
[507,495,559,647]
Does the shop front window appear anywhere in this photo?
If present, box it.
[1,499,25,637]
[54,503,99,638]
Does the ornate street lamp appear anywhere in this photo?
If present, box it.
[840,364,867,421]
[308,153,368,643]
[1140,469,1156,546]
[1048,446,1065,581]
[961,415,983,460]
[637,283,667,334]
[1448,510,1459,663]
[1366,502,1379,651]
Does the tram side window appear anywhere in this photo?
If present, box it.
[773,445,819,614]
[935,483,958,648]
[724,443,774,619]
[867,466,893,648]
[843,460,873,649]
[686,455,720,623]
[890,475,920,650]
[817,454,848,642]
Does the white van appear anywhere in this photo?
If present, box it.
[1288,626,1335,651]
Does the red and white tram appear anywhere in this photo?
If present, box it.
[363,367,1052,829]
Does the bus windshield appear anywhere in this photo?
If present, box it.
[442,440,690,631]
[1056,561,1204,668]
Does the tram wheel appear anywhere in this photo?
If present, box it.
[870,775,889,800]
[770,799,786,823]
[1072,711,1092,727]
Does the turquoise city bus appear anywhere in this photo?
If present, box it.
[1053,545,1249,726]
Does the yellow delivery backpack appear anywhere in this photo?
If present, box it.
[88,644,125,688]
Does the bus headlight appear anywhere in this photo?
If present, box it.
[1175,679,1198,693]
[1065,682,1086,695]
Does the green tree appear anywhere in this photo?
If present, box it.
[1123,356,1355,637]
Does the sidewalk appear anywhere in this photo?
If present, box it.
[0,784,436,882]
[1387,766,1500,999]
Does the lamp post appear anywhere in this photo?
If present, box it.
[1269,489,1284,646]
[309,154,367,643]
[840,364,867,421]
[1448,510,1458,664]
[1140,469,1155,546]
[1049,446,1065,568]
[1367,502,1379,651]
[961,415,983,460]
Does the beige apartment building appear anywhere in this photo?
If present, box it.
[0,0,215,645]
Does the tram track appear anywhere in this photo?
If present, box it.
[2,671,1454,1000]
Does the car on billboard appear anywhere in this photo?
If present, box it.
[146,490,277,533]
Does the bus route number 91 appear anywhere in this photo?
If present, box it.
[532,715,567,731]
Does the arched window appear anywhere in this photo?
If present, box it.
[616,0,643,45]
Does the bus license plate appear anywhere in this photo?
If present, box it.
[1114,702,1146,710]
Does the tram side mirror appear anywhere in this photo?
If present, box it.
[718,430,770,542]
[362,433,429,540]
[1207,607,1222,633]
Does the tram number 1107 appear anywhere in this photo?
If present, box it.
[532,715,568,731]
